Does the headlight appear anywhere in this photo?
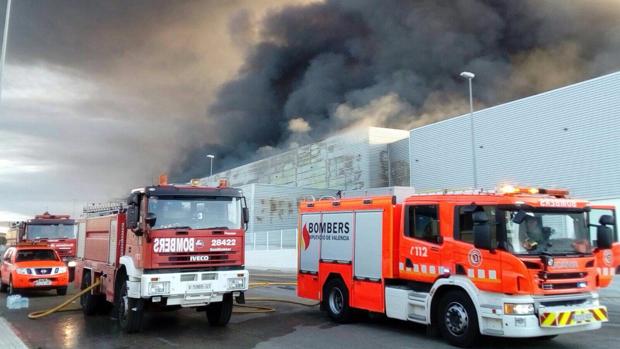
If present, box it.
[56,267,68,274]
[227,277,245,290]
[16,268,31,275]
[504,303,535,315]
[67,261,77,268]
[149,281,170,295]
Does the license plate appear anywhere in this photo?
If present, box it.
[187,283,211,291]
[540,307,608,327]
[34,279,52,286]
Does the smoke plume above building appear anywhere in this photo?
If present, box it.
[176,0,620,179]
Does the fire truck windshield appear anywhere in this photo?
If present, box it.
[148,196,242,230]
[26,224,77,240]
[502,209,592,255]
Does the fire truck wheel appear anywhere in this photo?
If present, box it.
[323,278,353,323]
[57,287,68,296]
[80,272,99,316]
[437,290,480,348]
[116,278,144,333]
[206,293,233,326]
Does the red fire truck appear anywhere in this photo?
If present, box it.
[75,180,250,333]
[297,186,613,347]
[6,213,78,280]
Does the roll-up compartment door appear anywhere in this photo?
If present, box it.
[354,210,383,279]
[108,219,118,264]
[77,222,86,258]
[300,213,321,273]
[320,212,354,263]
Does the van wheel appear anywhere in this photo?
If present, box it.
[57,287,68,296]
[437,290,480,348]
[116,277,144,333]
[0,273,7,293]
[80,272,99,316]
[8,277,18,295]
[323,278,353,323]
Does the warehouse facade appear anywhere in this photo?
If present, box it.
[409,71,620,206]
[201,127,409,190]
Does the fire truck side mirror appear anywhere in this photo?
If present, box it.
[473,211,493,250]
[599,214,615,226]
[242,207,249,225]
[126,204,140,231]
[597,215,614,249]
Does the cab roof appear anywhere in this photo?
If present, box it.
[132,184,242,198]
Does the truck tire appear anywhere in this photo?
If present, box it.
[57,287,68,296]
[323,278,353,323]
[116,277,144,333]
[206,293,233,326]
[80,272,99,316]
[437,290,480,348]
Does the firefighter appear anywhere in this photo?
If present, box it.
[522,215,549,251]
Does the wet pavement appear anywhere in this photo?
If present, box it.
[1,271,619,349]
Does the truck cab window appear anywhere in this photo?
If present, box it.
[455,206,498,247]
[405,205,440,244]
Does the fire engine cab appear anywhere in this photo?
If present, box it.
[75,179,250,333]
[297,186,613,347]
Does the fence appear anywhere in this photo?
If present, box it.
[245,229,297,250]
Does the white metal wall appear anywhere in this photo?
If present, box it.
[241,183,335,233]
[410,71,620,200]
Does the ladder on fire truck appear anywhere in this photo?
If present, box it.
[82,202,126,217]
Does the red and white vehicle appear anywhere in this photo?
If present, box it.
[297,186,614,347]
[7,213,78,280]
[74,180,250,333]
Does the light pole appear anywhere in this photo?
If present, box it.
[206,154,215,176]
[0,0,13,104]
[460,71,478,189]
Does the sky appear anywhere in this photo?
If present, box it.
[0,0,312,220]
[0,0,619,221]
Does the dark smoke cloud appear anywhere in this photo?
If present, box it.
[176,0,620,179]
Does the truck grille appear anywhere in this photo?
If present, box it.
[158,251,240,267]
[34,268,53,275]
[539,272,587,279]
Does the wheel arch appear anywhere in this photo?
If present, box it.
[428,276,482,329]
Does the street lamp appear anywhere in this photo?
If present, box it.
[460,71,478,189]
[206,154,215,176]
[0,0,13,104]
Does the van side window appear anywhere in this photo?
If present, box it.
[405,205,440,244]
[455,206,497,246]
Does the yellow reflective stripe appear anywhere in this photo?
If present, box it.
[558,311,572,326]
[542,313,557,326]
[593,308,607,321]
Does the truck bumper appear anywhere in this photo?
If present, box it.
[478,292,608,338]
[137,269,249,307]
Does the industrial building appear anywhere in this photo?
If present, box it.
[201,127,409,190]
[409,70,620,207]
[205,71,620,252]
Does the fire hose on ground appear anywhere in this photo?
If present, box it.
[27,279,317,319]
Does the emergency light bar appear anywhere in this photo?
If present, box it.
[498,185,569,197]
